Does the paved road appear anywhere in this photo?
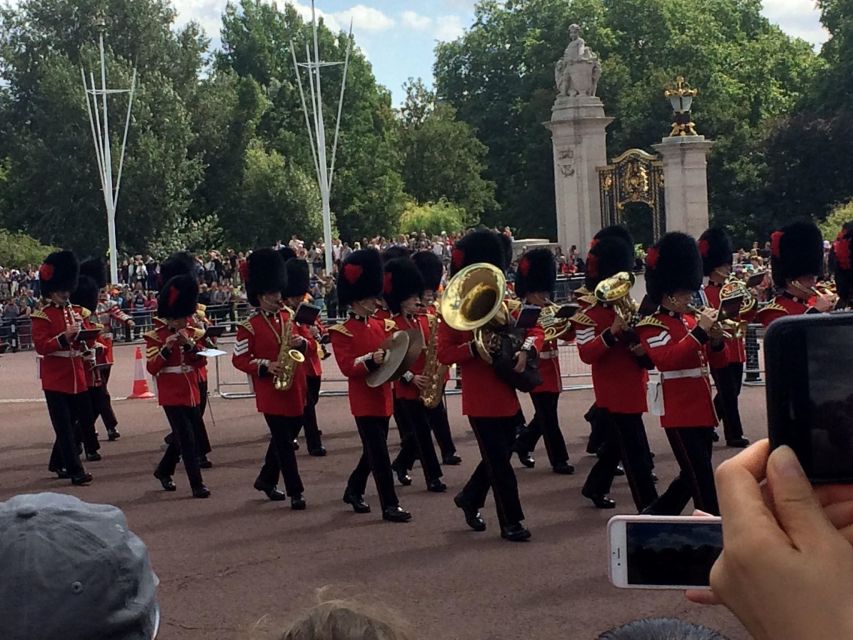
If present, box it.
[0,346,756,639]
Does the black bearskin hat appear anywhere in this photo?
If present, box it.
[80,258,108,289]
[39,250,79,296]
[585,236,634,291]
[498,233,513,272]
[383,257,425,313]
[157,275,199,320]
[245,248,287,307]
[698,227,733,276]
[831,225,853,303]
[594,224,633,246]
[450,229,505,276]
[412,250,444,292]
[770,221,824,288]
[515,248,556,298]
[70,275,100,313]
[644,232,703,304]
[337,249,383,308]
[381,245,411,263]
[283,258,310,299]
[278,247,297,263]
[159,251,195,287]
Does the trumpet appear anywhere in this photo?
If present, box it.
[683,303,733,340]
[594,272,638,325]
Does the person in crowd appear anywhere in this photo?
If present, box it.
[280,594,412,640]
[831,223,853,309]
[598,618,728,639]
[0,492,160,640]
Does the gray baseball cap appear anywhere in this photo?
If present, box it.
[0,492,159,640]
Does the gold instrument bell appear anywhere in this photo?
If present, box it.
[538,303,578,341]
[594,271,638,322]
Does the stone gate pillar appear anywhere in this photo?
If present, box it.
[653,135,714,237]
[545,96,613,254]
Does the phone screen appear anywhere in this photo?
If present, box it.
[805,325,853,478]
[625,521,722,587]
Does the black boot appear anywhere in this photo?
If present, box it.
[454,492,486,532]
[253,479,286,501]
[342,489,371,513]
[154,470,176,492]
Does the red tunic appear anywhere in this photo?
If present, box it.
[94,299,132,364]
[392,313,429,401]
[572,304,648,413]
[330,315,394,417]
[80,312,104,389]
[32,303,88,394]
[232,310,307,417]
[297,317,325,378]
[635,312,727,428]
[756,293,813,328]
[144,324,206,407]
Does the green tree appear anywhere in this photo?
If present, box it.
[0,228,57,267]
[399,199,467,236]
[398,79,496,225]
[819,201,853,241]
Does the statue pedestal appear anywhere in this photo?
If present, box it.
[545,96,613,255]
[653,135,714,237]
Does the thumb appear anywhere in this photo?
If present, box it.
[767,445,833,548]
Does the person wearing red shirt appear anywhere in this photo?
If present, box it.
[412,250,460,465]
[146,274,210,498]
[756,221,836,327]
[385,257,446,492]
[330,249,411,523]
[572,235,657,511]
[32,250,93,485]
[437,229,537,542]
[697,227,750,448]
[832,225,853,310]
[233,249,307,509]
[512,248,574,475]
[635,232,728,516]
[282,255,327,457]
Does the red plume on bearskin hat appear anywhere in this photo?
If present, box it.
[282,258,310,299]
[70,275,100,313]
[383,257,424,313]
[412,250,444,292]
[245,248,287,307]
[39,250,79,297]
[337,249,383,307]
[79,258,108,289]
[644,232,703,304]
[157,274,199,320]
[770,221,824,288]
[584,236,634,291]
[514,248,556,298]
[698,227,734,277]
[449,229,505,276]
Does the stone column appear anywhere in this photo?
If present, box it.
[652,135,714,237]
[545,96,613,255]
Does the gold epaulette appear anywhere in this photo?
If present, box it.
[152,316,167,327]
[579,294,597,306]
[329,323,353,338]
[143,329,162,344]
[31,310,49,321]
[575,286,590,297]
[505,298,523,313]
[570,312,596,327]
[383,318,397,333]
[239,319,255,335]
[636,316,667,330]
[191,327,205,340]
[79,308,91,319]
[757,303,787,316]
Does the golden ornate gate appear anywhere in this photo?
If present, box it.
[597,149,666,242]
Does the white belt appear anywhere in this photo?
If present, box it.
[661,367,707,380]
[539,350,559,360]
[48,350,81,358]
[160,365,193,375]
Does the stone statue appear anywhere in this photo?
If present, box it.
[555,24,601,97]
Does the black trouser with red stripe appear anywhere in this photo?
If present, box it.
[347,416,399,511]
[514,392,570,467]
[460,416,524,528]
[393,398,443,484]
[711,362,745,442]
[643,426,718,516]
[583,411,657,511]
[258,414,304,496]
[44,390,87,477]
[294,375,323,451]
[157,405,205,490]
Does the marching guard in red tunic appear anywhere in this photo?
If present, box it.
[697,227,750,447]
[437,230,538,542]
[512,248,575,475]
[757,221,836,327]
[32,251,93,485]
[572,234,657,511]
[282,255,327,457]
[233,249,307,509]
[80,258,133,441]
[412,249,460,465]
[832,226,853,309]
[330,249,411,523]
[146,275,210,498]
[385,257,446,492]
[635,232,728,516]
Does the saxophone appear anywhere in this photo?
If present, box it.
[419,312,448,409]
[273,308,306,391]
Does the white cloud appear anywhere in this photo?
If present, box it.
[401,10,432,32]
[333,4,394,33]
[434,15,464,41]
[761,0,828,45]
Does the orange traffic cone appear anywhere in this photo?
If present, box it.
[128,346,155,399]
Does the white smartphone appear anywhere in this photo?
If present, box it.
[607,515,722,590]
